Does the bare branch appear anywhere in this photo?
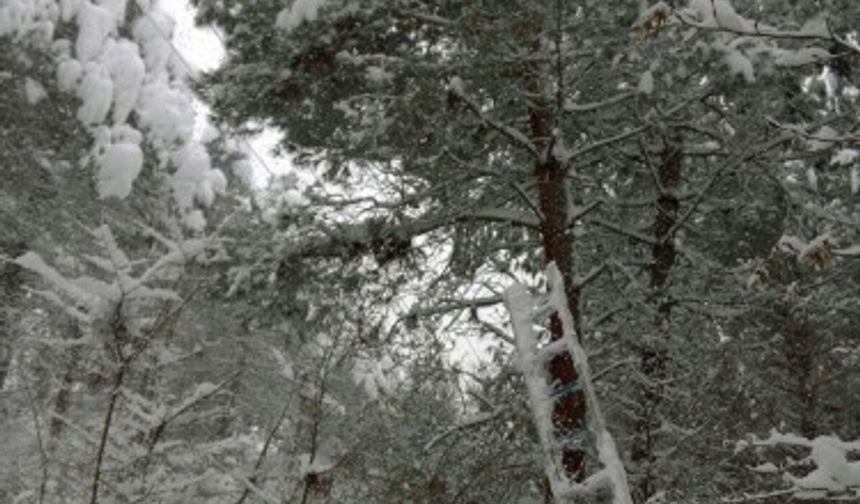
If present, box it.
[423,408,506,452]
[563,92,635,113]
[408,295,503,318]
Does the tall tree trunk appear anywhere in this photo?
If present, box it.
[631,137,681,503]
[525,58,587,489]
[532,109,587,483]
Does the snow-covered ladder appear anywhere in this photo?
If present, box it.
[504,263,633,504]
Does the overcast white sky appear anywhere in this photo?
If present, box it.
[160,0,292,187]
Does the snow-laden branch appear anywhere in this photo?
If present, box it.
[557,126,648,164]
[835,245,860,258]
[407,294,503,319]
[285,206,540,262]
[14,225,205,325]
[673,4,860,56]
[734,430,860,500]
[447,76,540,158]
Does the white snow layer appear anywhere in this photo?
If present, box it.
[57,57,83,91]
[686,0,752,31]
[789,436,860,493]
[276,0,327,31]
[76,2,115,62]
[104,38,145,124]
[723,49,755,83]
[9,0,227,226]
[132,7,175,73]
[638,70,654,94]
[97,141,144,199]
[748,431,860,497]
[24,77,48,104]
[77,61,114,124]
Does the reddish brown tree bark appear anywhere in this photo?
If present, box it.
[529,96,588,485]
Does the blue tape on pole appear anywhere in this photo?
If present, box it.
[550,380,582,401]
[557,428,590,449]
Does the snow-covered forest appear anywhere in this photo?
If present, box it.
[2,0,860,502]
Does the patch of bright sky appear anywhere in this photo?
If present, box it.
[166,0,499,375]
[160,0,293,187]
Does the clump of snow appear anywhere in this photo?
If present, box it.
[787,436,860,494]
[51,37,73,57]
[712,0,748,31]
[365,65,392,85]
[751,462,779,473]
[60,0,84,22]
[96,0,127,25]
[31,19,56,45]
[132,7,175,74]
[97,141,143,199]
[77,61,113,124]
[723,49,755,82]
[231,159,254,185]
[776,234,805,254]
[684,0,714,25]
[774,47,830,67]
[638,70,654,94]
[137,79,196,149]
[806,167,818,191]
[0,0,33,36]
[76,2,115,62]
[104,38,145,124]
[57,57,83,91]
[170,143,213,208]
[24,77,47,104]
[275,0,328,31]
[447,75,465,95]
[686,0,751,31]
[112,123,143,144]
[800,15,829,38]
[831,148,858,166]
[808,126,838,151]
